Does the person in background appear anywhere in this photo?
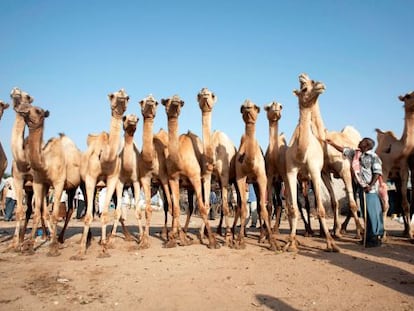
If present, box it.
[326,137,384,247]
[75,186,86,219]
[246,183,258,228]
[4,176,16,221]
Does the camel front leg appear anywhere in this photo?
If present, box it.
[48,183,65,257]
[108,181,124,243]
[233,178,247,249]
[99,175,118,258]
[311,171,340,252]
[71,176,96,260]
[164,179,182,248]
[257,176,281,251]
[220,182,233,247]
[192,175,219,249]
[321,172,341,237]
[284,169,300,252]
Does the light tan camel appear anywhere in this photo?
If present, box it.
[14,103,82,256]
[8,88,36,251]
[138,95,172,248]
[161,95,218,249]
[375,91,414,239]
[110,114,140,243]
[285,73,339,252]
[233,99,279,250]
[72,89,129,260]
[197,87,237,246]
[0,101,10,178]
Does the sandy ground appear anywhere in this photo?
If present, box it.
[0,208,413,311]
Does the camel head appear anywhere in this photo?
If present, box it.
[122,114,139,135]
[161,95,184,119]
[264,101,282,122]
[10,87,34,110]
[197,87,217,112]
[108,88,129,119]
[14,103,50,130]
[240,99,260,124]
[293,73,326,108]
[399,91,414,113]
[0,101,10,120]
[139,94,159,119]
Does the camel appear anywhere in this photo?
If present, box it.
[110,114,140,243]
[286,73,363,240]
[14,102,82,256]
[0,101,10,178]
[72,89,129,260]
[197,87,237,246]
[161,95,218,249]
[233,99,279,250]
[137,95,172,248]
[375,91,414,239]
[285,73,339,252]
[8,87,36,251]
[264,101,286,233]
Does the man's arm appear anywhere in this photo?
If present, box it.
[325,138,345,153]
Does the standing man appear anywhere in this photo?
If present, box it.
[247,183,258,228]
[4,176,16,221]
[326,137,384,247]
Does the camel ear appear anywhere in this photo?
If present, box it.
[264,104,270,111]
[293,89,300,97]
[240,105,244,114]
[398,95,404,101]
[161,98,168,106]
[255,105,260,113]
[212,92,217,103]
[108,93,114,100]
[3,103,10,110]
[180,100,185,107]
[122,115,127,122]
[44,110,50,118]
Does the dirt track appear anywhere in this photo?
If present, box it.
[0,210,413,311]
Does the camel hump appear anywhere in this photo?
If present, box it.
[375,128,397,139]
[87,132,109,147]
[341,125,361,143]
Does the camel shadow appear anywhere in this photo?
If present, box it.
[255,294,300,311]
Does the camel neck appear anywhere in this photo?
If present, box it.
[297,105,312,162]
[141,118,154,163]
[11,114,27,163]
[311,100,326,140]
[27,125,45,172]
[202,111,214,168]
[245,122,257,161]
[104,116,122,161]
[167,117,180,164]
[268,120,279,155]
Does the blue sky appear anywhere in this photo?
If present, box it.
[0,1,413,175]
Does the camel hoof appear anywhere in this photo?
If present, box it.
[207,239,220,250]
[232,240,246,250]
[138,237,151,250]
[97,251,111,258]
[124,235,135,242]
[70,254,86,261]
[164,239,177,248]
[46,242,61,257]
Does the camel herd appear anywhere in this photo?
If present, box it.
[0,73,413,259]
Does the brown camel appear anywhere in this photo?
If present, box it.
[8,87,36,251]
[72,89,129,260]
[375,91,414,239]
[14,102,82,256]
[197,87,237,246]
[233,99,279,250]
[138,95,172,248]
[0,101,10,178]
[285,73,339,252]
[161,95,218,249]
[110,114,140,243]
